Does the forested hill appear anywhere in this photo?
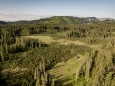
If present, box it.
[1,16,115,25]
[0,21,8,24]
[36,16,98,25]
[0,16,99,25]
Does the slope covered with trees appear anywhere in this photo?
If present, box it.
[8,16,100,25]
[0,16,115,86]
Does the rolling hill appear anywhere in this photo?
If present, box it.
[0,21,8,24]
[1,16,115,25]
[29,16,99,25]
[8,16,99,25]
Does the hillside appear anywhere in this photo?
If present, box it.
[37,16,83,25]
[37,16,99,24]
[1,16,115,25]
[0,21,115,86]
[0,21,8,24]
[7,16,99,25]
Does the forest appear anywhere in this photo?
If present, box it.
[0,16,115,86]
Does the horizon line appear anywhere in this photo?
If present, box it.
[0,15,115,22]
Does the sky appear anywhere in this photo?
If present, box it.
[0,0,115,21]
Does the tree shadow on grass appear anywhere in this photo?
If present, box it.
[55,76,73,86]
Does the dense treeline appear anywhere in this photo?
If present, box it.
[74,38,115,86]
[0,22,115,86]
[0,44,91,86]
[0,23,115,53]
[1,23,115,38]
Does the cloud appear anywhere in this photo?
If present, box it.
[0,13,51,21]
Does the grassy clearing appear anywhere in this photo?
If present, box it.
[2,66,27,74]
[111,31,115,37]
[0,44,91,86]
[23,35,54,43]
[49,55,87,86]
[22,35,102,50]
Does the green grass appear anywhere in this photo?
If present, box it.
[49,54,88,86]
[0,43,92,86]
[1,31,113,86]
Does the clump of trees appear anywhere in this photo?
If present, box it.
[74,38,115,86]
[0,22,115,86]
[34,58,54,86]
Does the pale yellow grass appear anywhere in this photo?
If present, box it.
[23,35,93,46]
[2,66,27,74]
[23,36,54,44]
[112,32,115,34]
[48,55,84,85]
[22,35,102,50]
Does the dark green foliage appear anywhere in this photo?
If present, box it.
[74,39,115,86]
[34,59,52,86]
[0,44,91,86]
[0,20,115,86]
[0,21,8,24]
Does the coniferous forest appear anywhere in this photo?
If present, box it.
[0,16,115,86]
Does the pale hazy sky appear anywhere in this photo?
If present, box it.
[0,0,115,21]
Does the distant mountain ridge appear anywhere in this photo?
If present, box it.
[0,16,114,25]
[0,21,8,24]
[31,16,99,24]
